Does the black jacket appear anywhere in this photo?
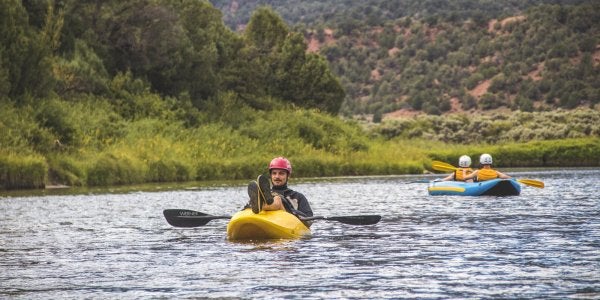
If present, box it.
[272,185,313,217]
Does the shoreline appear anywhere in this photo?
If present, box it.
[3,167,599,198]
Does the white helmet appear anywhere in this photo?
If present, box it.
[480,153,493,165]
[458,155,471,167]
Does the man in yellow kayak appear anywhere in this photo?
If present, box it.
[247,157,314,218]
[441,155,474,182]
[463,153,511,182]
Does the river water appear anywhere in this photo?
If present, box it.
[1,169,599,299]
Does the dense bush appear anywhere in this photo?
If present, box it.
[86,153,146,186]
[374,108,600,144]
[0,152,47,189]
[428,138,600,169]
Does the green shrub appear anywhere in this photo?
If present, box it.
[47,155,85,186]
[0,102,55,152]
[86,153,146,186]
[148,159,192,183]
[0,152,47,189]
[195,158,261,180]
[426,138,600,169]
[36,99,81,147]
[374,108,600,144]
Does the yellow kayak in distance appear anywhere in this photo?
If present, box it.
[226,208,311,241]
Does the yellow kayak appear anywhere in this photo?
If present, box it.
[226,208,311,240]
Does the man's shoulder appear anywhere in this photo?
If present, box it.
[286,188,306,197]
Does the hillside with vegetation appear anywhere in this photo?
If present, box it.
[211,0,600,118]
[210,0,590,29]
[1,0,599,190]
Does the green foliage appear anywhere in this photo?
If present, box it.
[239,108,369,155]
[0,46,11,98]
[0,152,47,189]
[86,153,146,186]
[238,8,346,113]
[2,1,600,190]
[0,101,55,152]
[46,155,84,186]
[200,92,259,127]
[428,138,600,169]
[167,0,232,101]
[1,0,54,101]
[271,33,345,113]
[36,98,80,147]
[34,97,126,151]
[245,6,289,53]
[375,108,600,144]
[479,93,500,110]
[95,1,193,96]
[211,0,557,29]
[53,39,110,96]
[147,159,192,183]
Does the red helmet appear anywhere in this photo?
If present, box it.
[269,157,292,175]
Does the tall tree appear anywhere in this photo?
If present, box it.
[168,0,236,105]
[273,33,345,113]
[244,6,289,55]
[101,1,192,97]
[1,0,54,102]
[244,8,345,113]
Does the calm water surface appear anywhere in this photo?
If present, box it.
[1,170,599,299]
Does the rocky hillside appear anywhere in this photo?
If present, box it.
[210,0,600,119]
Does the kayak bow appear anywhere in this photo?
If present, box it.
[226,208,311,240]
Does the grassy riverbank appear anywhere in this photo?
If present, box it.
[2,97,599,190]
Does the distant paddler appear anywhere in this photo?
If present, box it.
[463,154,510,182]
[441,155,474,182]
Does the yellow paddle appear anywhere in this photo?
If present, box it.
[515,179,545,188]
[431,160,545,188]
[431,161,460,173]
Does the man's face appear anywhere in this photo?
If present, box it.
[270,169,288,187]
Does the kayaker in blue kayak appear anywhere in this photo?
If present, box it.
[441,155,474,182]
[463,154,511,182]
[246,157,314,218]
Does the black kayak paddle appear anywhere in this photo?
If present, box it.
[163,209,381,227]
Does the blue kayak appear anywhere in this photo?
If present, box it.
[428,179,521,196]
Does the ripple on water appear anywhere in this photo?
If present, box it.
[1,170,599,298]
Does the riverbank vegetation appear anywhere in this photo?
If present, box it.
[2,93,598,190]
[374,108,600,144]
[1,1,599,190]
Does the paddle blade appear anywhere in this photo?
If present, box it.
[329,215,381,225]
[517,179,545,188]
[163,209,230,227]
[301,215,381,225]
[431,160,457,173]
